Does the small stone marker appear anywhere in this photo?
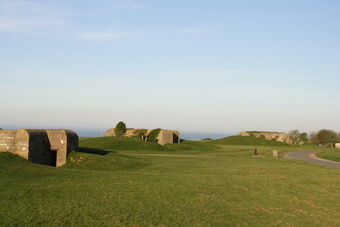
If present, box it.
[273,150,278,158]
[254,149,258,155]
[335,143,340,150]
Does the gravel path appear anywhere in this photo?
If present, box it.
[285,151,340,168]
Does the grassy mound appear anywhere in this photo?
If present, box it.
[0,151,149,173]
[165,140,219,151]
[79,136,170,152]
[0,152,32,172]
[65,151,150,171]
[213,135,291,147]
[80,136,220,153]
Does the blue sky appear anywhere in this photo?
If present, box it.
[1,0,340,135]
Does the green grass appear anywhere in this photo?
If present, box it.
[213,135,293,147]
[165,140,220,152]
[79,136,220,154]
[80,136,170,152]
[65,151,150,171]
[0,138,339,226]
[317,150,340,162]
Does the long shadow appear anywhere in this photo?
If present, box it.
[78,147,117,156]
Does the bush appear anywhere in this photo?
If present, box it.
[114,121,127,137]
[309,132,318,145]
[316,129,338,145]
[67,150,80,164]
[134,129,148,141]
[300,132,308,142]
[289,130,301,144]
[147,128,162,143]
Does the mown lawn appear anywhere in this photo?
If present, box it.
[317,150,340,162]
[0,138,339,226]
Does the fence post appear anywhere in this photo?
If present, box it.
[273,150,278,158]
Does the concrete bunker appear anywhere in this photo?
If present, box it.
[0,129,78,167]
[156,130,181,145]
[104,128,181,145]
[239,131,293,144]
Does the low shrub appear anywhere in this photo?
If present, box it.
[147,128,162,143]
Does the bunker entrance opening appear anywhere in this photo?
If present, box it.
[173,133,179,144]
[50,150,58,167]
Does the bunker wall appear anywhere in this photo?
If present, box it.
[27,130,54,166]
[46,130,68,167]
[0,130,17,153]
[104,128,116,137]
[239,131,293,144]
[157,130,180,145]
[65,130,79,153]
[14,129,30,159]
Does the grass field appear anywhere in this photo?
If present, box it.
[317,150,340,162]
[0,137,339,226]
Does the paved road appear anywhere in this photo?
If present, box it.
[285,151,340,168]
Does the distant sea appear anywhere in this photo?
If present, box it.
[75,130,233,140]
[1,125,234,140]
[180,132,233,140]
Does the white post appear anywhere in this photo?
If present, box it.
[273,150,278,158]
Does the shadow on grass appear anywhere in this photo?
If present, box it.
[78,147,117,155]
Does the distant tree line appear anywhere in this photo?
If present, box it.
[289,129,340,146]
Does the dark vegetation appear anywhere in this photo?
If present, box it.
[114,121,127,137]
[111,121,161,143]
[147,128,161,143]
[315,129,338,144]
[309,129,340,146]
[133,129,148,141]
[299,132,308,142]
[288,129,340,146]
[289,130,305,144]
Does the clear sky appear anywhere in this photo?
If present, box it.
[1,0,340,135]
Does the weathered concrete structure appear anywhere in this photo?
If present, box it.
[239,131,293,144]
[157,129,180,145]
[0,129,78,167]
[104,128,180,145]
